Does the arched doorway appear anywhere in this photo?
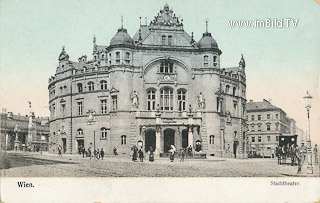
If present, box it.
[233,141,238,158]
[182,129,188,148]
[164,128,175,152]
[145,129,156,152]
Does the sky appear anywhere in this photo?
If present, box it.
[0,0,319,145]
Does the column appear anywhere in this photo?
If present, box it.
[188,127,193,148]
[155,127,161,155]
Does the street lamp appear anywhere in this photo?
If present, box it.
[303,91,313,174]
[13,124,21,151]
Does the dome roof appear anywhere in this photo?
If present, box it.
[198,32,218,49]
[110,28,133,46]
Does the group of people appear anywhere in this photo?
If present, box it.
[77,146,105,160]
[276,143,318,174]
[131,145,154,162]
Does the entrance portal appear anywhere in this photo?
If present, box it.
[182,129,188,148]
[77,139,84,153]
[233,141,238,158]
[145,129,156,152]
[164,128,175,153]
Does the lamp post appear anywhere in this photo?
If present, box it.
[14,124,21,151]
[303,91,313,174]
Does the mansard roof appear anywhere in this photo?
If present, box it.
[247,99,285,113]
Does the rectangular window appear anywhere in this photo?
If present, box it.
[112,96,117,111]
[101,100,107,114]
[275,114,278,119]
[258,125,261,131]
[251,115,254,121]
[251,125,255,132]
[147,90,156,110]
[52,104,56,118]
[203,56,208,67]
[116,52,120,64]
[258,115,261,120]
[276,136,279,142]
[275,124,279,131]
[77,102,83,116]
[267,114,270,119]
[252,136,255,142]
[267,136,271,142]
[258,136,261,142]
[267,124,271,131]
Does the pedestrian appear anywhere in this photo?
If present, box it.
[180,148,186,162]
[96,148,100,160]
[301,143,307,161]
[295,145,303,174]
[58,145,62,157]
[132,145,138,162]
[290,144,296,166]
[113,147,118,156]
[314,144,318,165]
[87,147,91,158]
[149,146,154,162]
[169,145,176,162]
[81,147,86,158]
[100,148,105,160]
[187,145,192,157]
[138,146,144,162]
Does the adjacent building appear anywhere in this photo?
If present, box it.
[0,110,49,151]
[48,4,247,158]
[246,99,297,157]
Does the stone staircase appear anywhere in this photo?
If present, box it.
[201,119,208,150]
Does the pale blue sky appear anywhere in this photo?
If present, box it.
[0,0,319,144]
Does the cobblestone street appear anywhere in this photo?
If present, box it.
[1,151,319,177]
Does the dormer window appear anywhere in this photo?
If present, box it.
[162,35,166,45]
[160,61,173,73]
[168,36,172,46]
[203,55,208,67]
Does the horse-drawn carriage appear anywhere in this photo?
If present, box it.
[276,135,298,165]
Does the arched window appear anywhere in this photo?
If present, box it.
[101,54,105,59]
[209,135,215,145]
[162,35,166,45]
[232,87,237,96]
[225,85,230,93]
[77,129,83,136]
[88,82,94,91]
[77,83,83,93]
[147,89,156,110]
[125,52,130,64]
[203,55,208,67]
[100,80,107,90]
[168,36,172,45]
[160,61,173,73]
[121,135,127,145]
[160,87,173,111]
[177,89,187,111]
[213,56,217,63]
[234,131,237,138]
[101,128,107,139]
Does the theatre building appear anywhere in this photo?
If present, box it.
[48,4,247,158]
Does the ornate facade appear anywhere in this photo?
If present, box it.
[48,4,247,158]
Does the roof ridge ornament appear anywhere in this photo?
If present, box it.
[149,3,183,29]
[58,46,69,61]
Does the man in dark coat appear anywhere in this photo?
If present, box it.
[100,148,105,160]
[138,146,144,162]
[296,145,303,174]
[132,145,138,162]
[81,147,86,158]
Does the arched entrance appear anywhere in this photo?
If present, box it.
[233,141,238,158]
[164,128,175,152]
[182,129,188,148]
[145,129,156,152]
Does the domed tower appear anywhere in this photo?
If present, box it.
[195,20,222,153]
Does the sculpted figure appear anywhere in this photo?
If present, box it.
[131,90,139,108]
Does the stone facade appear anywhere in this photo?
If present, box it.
[246,99,297,157]
[0,110,49,151]
[48,4,247,158]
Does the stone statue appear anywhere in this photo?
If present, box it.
[197,92,206,109]
[131,90,139,108]
[188,104,193,114]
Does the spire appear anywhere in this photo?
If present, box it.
[121,16,123,29]
[93,35,97,53]
[139,16,141,26]
[58,46,69,61]
[239,54,246,69]
[206,18,208,33]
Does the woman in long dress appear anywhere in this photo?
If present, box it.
[132,145,138,162]
[169,145,176,162]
